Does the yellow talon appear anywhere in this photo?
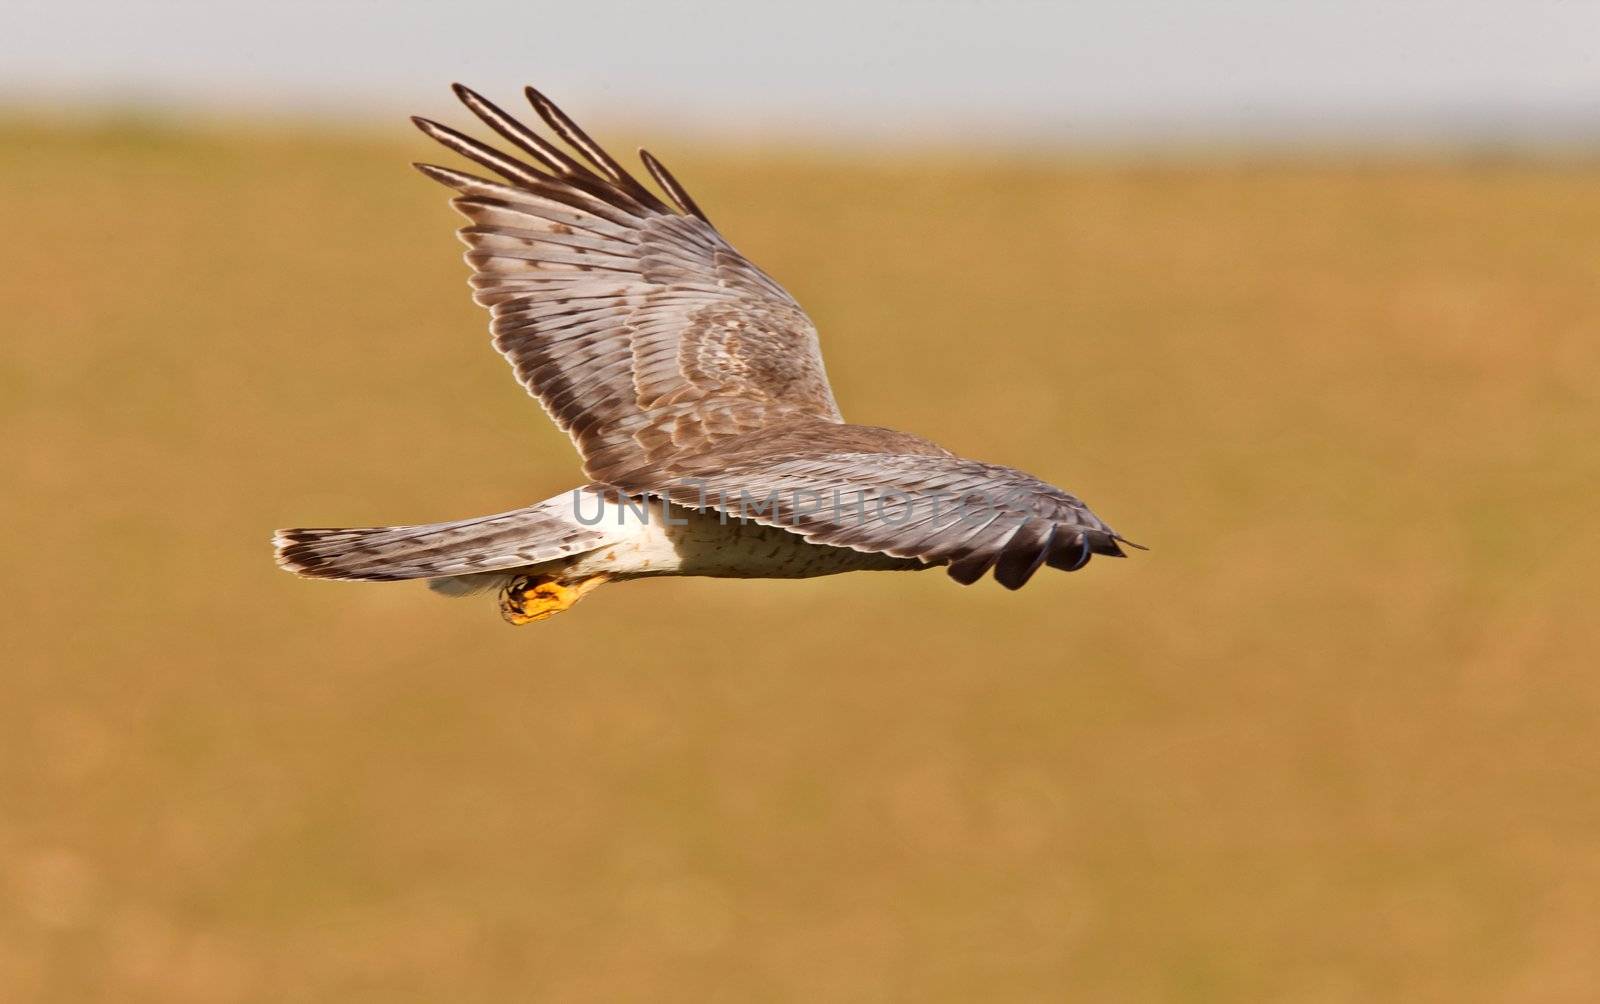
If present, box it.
[499,574,606,625]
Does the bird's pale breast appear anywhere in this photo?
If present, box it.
[561,499,921,581]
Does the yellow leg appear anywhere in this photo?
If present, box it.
[498,574,607,625]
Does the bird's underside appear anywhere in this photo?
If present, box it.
[273,84,1137,624]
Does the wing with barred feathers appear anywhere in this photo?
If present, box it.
[412,85,842,482]
[604,422,1136,590]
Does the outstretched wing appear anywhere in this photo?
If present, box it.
[413,85,842,482]
[607,423,1135,590]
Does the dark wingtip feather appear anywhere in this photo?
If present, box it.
[450,83,584,179]
[411,113,556,189]
[639,148,712,224]
[946,548,998,586]
[1045,530,1092,572]
[523,85,557,117]
[412,161,463,186]
[993,554,1045,590]
[522,85,665,207]
[1087,532,1131,557]
[993,522,1052,590]
[411,116,460,146]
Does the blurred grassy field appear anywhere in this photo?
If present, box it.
[3,116,1599,1003]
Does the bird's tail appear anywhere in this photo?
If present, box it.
[273,488,620,584]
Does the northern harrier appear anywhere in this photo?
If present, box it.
[274,85,1138,623]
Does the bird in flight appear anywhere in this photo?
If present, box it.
[275,85,1138,624]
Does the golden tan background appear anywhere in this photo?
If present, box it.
[3,118,1599,1002]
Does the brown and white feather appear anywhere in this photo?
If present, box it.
[414,86,842,487]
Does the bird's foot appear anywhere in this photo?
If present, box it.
[498,574,606,625]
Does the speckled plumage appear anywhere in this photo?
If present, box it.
[274,84,1136,620]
